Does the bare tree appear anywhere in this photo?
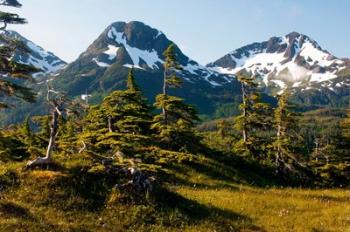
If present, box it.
[26,85,65,167]
[26,84,86,168]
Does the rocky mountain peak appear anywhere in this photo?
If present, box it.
[80,21,192,70]
[208,32,348,94]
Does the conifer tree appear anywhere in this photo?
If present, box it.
[0,0,37,108]
[18,115,35,147]
[152,44,200,151]
[81,69,152,156]
[161,43,182,120]
[127,68,139,92]
[341,107,350,143]
[0,128,28,161]
[271,91,302,173]
[233,73,271,157]
[32,115,51,148]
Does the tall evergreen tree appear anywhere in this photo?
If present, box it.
[233,73,271,157]
[0,0,36,108]
[161,43,182,120]
[81,69,152,156]
[152,44,200,151]
[271,91,302,173]
[127,68,139,92]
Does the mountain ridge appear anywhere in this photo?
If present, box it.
[207,31,349,94]
[2,21,350,126]
[35,21,244,122]
[1,30,67,76]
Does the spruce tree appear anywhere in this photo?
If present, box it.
[271,91,302,173]
[161,43,182,120]
[127,68,139,92]
[81,69,152,156]
[18,115,35,147]
[0,0,36,108]
[152,44,200,151]
[233,73,271,157]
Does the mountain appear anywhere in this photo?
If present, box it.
[208,32,350,101]
[4,24,349,126]
[51,21,251,116]
[1,31,66,76]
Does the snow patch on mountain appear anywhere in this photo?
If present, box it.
[299,40,333,66]
[154,30,163,39]
[102,24,231,87]
[209,32,347,92]
[107,27,163,69]
[104,45,119,60]
[2,31,66,75]
[123,64,145,70]
[182,60,233,86]
[93,58,110,67]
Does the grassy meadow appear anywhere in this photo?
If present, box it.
[0,152,349,232]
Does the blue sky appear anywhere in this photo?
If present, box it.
[7,0,350,64]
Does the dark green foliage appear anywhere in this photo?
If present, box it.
[126,68,139,92]
[57,113,84,154]
[152,94,201,151]
[0,0,37,108]
[316,163,350,187]
[233,74,272,158]
[163,43,182,91]
[0,129,28,161]
[82,69,152,156]
[271,91,303,172]
[152,44,201,152]
[0,169,19,191]
[341,108,350,141]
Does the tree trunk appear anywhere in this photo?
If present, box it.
[241,83,247,143]
[163,69,167,96]
[314,139,319,161]
[26,108,60,167]
[162,69,168,123]
[45,109,59,160]
[108,116,113,133]
[276,124,282,165]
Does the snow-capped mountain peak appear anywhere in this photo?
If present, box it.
[77,21,230,86]
[1,31,67,76]
[208,32,347,93]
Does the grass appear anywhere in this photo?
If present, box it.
[0,151,349,231]
[175,186,350,232]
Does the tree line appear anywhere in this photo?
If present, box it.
[1,0,349,188]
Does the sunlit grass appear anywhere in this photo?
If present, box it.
[0,154,349,231]
[175,185,350,232]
